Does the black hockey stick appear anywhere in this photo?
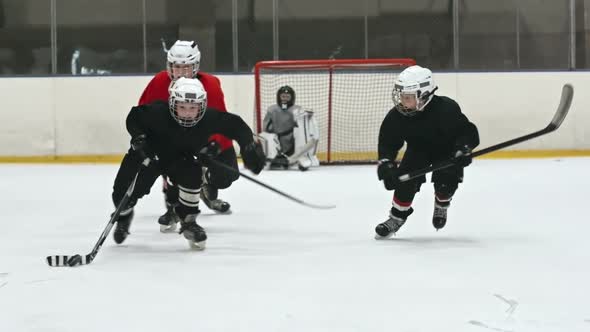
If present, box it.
[398,83,574,182]
[46,159,149,267]
[206,157,335,210]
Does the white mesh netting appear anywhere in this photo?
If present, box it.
[254,59,415,164]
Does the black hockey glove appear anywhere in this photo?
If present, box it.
[241,141,266,175]
[130,134,155,163]
[452,144,473,167]
[377,159,401,191]
[197,141,221,166]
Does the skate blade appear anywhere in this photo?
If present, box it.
[188,240,206,250]
[159,223,178,233]
[212,208,232,215]
[374,233,395,240]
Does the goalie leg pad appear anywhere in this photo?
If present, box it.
[292,110,320,167]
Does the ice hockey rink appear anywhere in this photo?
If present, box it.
[0,158,589,332]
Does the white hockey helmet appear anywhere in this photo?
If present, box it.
[168,77,207,127]
[167,40,201,79]
[392,65,437,116]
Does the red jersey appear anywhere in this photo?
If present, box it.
[138,70,233,151]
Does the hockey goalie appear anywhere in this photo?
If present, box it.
[259,85,320,171]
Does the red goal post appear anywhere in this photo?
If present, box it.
[254,58,416,164]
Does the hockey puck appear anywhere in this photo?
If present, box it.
[67,255,83,267]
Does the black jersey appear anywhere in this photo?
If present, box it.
[378,95,479,161]
[126,100,253,165]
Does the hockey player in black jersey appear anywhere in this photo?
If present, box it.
[375,65,479,238]
[111,77,266,249]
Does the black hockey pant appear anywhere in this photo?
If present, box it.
[162,147,239,206]
[392,148,463,213]
[112,149,203,219]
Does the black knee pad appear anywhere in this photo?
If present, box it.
[393,179,424,203]
[434,181,458,198]
[205,168,236,190]
[167,160,202,218]
[432,166,464,184]
[112,151,160,207]
[112,191,138,211]
[207,148,239,189]
[168,159,203,190]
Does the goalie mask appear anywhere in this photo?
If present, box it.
[276,85,295,110]
[167,40,201,80]
[393,65,437,117]
[168,77,207,127]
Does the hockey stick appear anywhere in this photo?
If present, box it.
[46,159,149,267]
[398,83,574,182]
[207,157,335,210]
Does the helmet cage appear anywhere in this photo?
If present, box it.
[168,82,207,127]
[393,81,434,117]
[276,86,295,109]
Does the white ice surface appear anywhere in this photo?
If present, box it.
[0,158,589,332]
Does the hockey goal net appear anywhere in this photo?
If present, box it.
[254,58,416,164]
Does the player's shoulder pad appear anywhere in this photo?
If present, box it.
[144,70,169,85]
[144,71,171,90]
[154,70,169,79]
[205,107,240,122]
[385,106,400,118]
[436,95,460,108]
[432,95,462,114]
[198,71,221,84]
[205,106,222,113]
[203,106,228,118]
[136,100,168,112]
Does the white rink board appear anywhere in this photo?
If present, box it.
[0,72,588,157]
[0,77,56,156]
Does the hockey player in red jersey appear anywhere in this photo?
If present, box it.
[138,40,237,230]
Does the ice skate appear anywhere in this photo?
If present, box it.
[179,214,207,250]
[158,205,180,233]
[113,208,134,244]
[432,201,450,230]
[201,183,230,213]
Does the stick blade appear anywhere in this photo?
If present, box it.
[549,83,574,129]
[46,254,93,267]
[301,201,337,210]
[46,255,69,267]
